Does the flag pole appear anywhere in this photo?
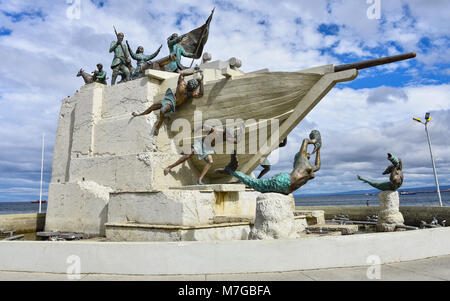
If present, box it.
[39,133,45,214]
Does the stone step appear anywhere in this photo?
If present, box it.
[307,224,359,235]
[170,184,248,192]
[294,210,325,226]
[213,215,254,224]
[105,221,251,242]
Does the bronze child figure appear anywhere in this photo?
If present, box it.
[164,125,241,185]
[258,137,287,179]
[131,69,204,136]
[219,130,322,195]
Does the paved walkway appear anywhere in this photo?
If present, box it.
[0,255,449,281]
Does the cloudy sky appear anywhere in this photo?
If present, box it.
[0,0,449,202]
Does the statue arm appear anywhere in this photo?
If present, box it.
[192,78,204,98]
[134,107,154,116]
[382,165,394,175]
[109,41,119,53]
[145,45,162,61]
[298,138,311,155]
[126,42,138,60]
[96,71,106,80]
[177,73,185,86]
[312,149,321,172]
[180,46,195,58]
[168,36,183,48]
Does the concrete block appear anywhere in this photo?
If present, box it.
[295,210,326,225]
[69,154,154,192]
[50,97,76,184]
[107,190,216,226]
[105,222,251,242]
[45,182,111,236]
[294,216,308,233]
[101,77,160,118]
[94,114,156,156]
[71,86,104,157]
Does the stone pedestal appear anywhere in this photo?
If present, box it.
[376,190,404,232]
[249,193,300,240]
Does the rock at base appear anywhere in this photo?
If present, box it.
[249,193,299,240]
[377,190,405,232]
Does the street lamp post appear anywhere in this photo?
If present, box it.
[413,113,443,207]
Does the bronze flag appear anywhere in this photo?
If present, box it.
[180,8,214,60]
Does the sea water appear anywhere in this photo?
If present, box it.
[0,202,47,215]
[0,191,448,215]
[295,191,450,207]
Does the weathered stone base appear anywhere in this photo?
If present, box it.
[105,222,252,242]
[45,181,112,236]
[105,213,309,242]
[249,193,300,240]
[377,190,405,232]
[108,185,261,227]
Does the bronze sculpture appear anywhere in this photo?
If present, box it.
[218,130,322,195]
[109,29,132,85]
[258,137,287,179]
[92,63,107,85]
[164,8,214,72]
[164,124,241,185]
[77,64,107,85]
[126,41,162,79]
[164,33,195,72]
[77,68,94,85]
[357,153,403,191]
[131,68,204,136]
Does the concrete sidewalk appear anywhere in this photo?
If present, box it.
[0,255,449,281]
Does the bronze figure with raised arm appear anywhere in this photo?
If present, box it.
[131,68,204,136]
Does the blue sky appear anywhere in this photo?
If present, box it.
[0,0,449,202]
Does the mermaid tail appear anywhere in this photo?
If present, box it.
[231,171,291,195]
[358,176,395,191]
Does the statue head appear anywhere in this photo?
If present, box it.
[187,79,199,91]
[136,46,144,54]
[117,32,124,41]
[96,63,103,71]
[168,33,179,42]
